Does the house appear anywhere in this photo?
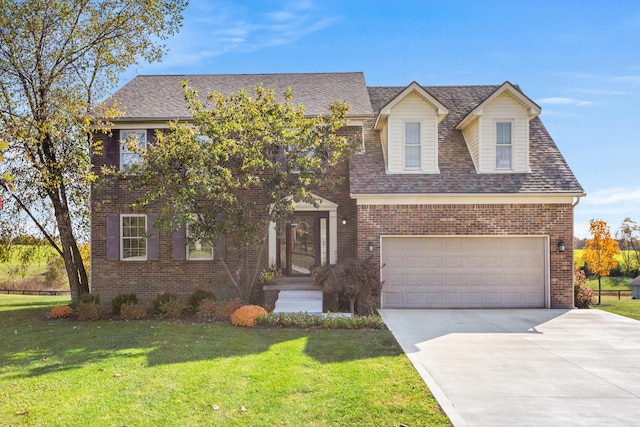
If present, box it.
[91,72,584,309]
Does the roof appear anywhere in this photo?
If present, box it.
[107,72,374,121]
[350,85,585,195]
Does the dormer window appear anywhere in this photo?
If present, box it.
[496,121,512,169]
[405,122,421,169]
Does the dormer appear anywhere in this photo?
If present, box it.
[456,81,541,174]
[374,82,448,174]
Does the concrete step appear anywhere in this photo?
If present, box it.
[273,290,323,314]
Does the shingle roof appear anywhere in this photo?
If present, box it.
[108,72,373,120]
[350,85,584,195]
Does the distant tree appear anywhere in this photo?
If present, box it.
[583,219,620,305]
[616,217,640,276]
[131,83,356,302]
[0,0,187,302]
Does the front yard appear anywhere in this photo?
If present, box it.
[0,295,450,426]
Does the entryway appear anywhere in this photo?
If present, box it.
[276,211,329,276]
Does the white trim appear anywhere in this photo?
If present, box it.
[120,214,147,261]
[380,234,550,308]
[375,82,448,130]
[352,193,585,205]
[495,119,514,170]
[119,129,146,172]
[268,194,339,266]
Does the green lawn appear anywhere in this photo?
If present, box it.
[596,297,640,321]
[0,245,58,283]
[585,276,632,291]
[0,295,450,426]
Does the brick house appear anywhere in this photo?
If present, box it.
[91,72,584,309]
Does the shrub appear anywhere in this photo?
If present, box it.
[215,298,242,320]
[112,293,138,315]
[188,289,215,313]
[257,312,385,329]
[313,257,382,314]
[153,292,177,312]
[76,303,103,321]
[120,302,147,320]
[197,298,217,319]
[50,305,73,319]
[78,293,100,305]
[575,270,596,309]
[230,305,268,327]
[159,299,189,318]
[44,255,65,287]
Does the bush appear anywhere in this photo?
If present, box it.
[575,270,596,308]
[230,305,268,327]
[257,312,385,329]
[215,298,242,320]
[188,289,215,313]
[112,293,138,315]
[76,303,103,321]
[44,255,65,287]
[50,305,73,319]
[153,292,177,312]
[197,298,217,319]
[78,293,100,305]
[313,257,382,314]
[159,299,189,318]
[120,302,147,320]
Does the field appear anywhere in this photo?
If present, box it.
[0,295,450,427]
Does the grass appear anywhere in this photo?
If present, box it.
[0,295,450,427]
[595,297,640,321]
[585,276,632,291]
[0,245,58,283]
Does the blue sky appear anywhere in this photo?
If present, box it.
[121,0,640,238]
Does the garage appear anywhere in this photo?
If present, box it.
[381,236,547,308]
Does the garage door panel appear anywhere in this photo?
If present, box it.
[381,237,546,308]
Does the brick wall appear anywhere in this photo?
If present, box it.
[90,127,359,307]
[357,203,575,308]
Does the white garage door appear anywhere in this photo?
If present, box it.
[381,236,547,308]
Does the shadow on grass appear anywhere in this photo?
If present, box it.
[1,299,403,379]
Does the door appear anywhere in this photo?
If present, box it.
[381,236,546,308]
[277,212,329,276]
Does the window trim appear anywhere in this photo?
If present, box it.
[119,129,147,172]
[404,121,422,170]
[186,222,214,261]
[120,214,147,261]
[495,120,513,170]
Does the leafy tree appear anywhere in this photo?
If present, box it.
[616,217,640,276]
[312,257,383,314]
[583,219,620,305]
[0,0,187,302]
[131,83,356,301]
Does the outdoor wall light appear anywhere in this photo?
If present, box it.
[342,217,347,225]
[558,240,566,252]
[367,241,374,252]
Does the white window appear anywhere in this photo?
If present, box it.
[186,222,213,260]
[496,122,512,169]
[120,130,146,171]
[121,214,147,260]
[405,122,421,169]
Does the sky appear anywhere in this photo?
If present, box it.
[119,0,640,239]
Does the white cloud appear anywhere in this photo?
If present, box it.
[536,97,594,107]
[574,187,640,238]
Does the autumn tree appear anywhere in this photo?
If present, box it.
[0,0,187,302]
[131,83,356,301]
[583,219,620,305]
[616,217,640,276]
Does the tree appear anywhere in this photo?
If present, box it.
[583,219,620,305]
[0,0,187,302]
[131,83,356,301]
[616,217,640,276]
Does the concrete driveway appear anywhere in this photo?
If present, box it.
[379,309,640,427]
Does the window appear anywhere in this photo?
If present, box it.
[121,215,147,260]
[186,223,213,260]
[405,122,421,168]
[120,130,146,171]
[496,122,512,169]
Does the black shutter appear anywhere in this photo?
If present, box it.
[147,214,159,261]
[105,131,119,168]
[106,214,119,261]
[173,226,187,260]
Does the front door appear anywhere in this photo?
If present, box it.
[277,212,329,276]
